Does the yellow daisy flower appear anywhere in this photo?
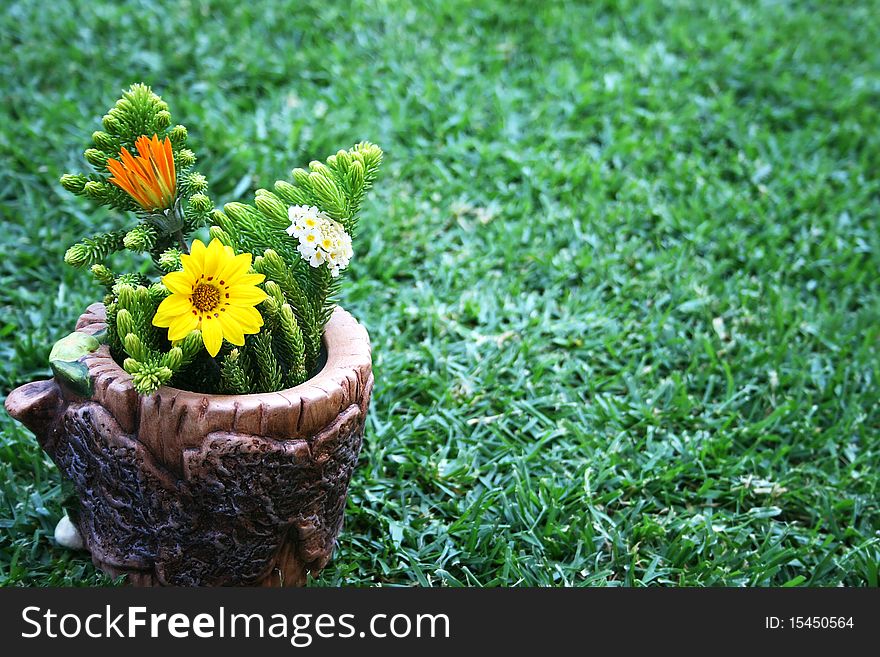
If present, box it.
[152,238,268,357]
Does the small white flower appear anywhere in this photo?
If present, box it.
[288,204,316,221]
[288,205,326,230]
[297,242,317,258]
[286,204,354,275]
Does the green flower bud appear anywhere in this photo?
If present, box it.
[309,172,345,213]
[163,347,183,370]
[114,273,146,293]
[348,160,365,193]
[116,284,136,308]
[188,192,212,213]
[84,148,108,168]
[156,110,172,129]
[291,168,311,187]
[148,282,169,303]
[60,173,88,194]
[350,151,366,168]
[168,124,188,145]
[83,180,104,195]
[222,202,253,225]
[335,149,353,170]
[280,303,297,324]
[183,171,207,193]
[178,330,203,358]
[102,113,121,133]
[264,281,284,305]
[123,225,156,252]
[254,192,287,221]
[262,295,281,317]
[92,131,116,151]
[177,149,196,167]
[90,264,115,287]
[134,285,151,305]
[131,364,173,395]
[262,249,284,269]
[64,244,89,268]
[158,248,182,273]
[274,180,309,206]
[123,333,145,361]
[115,308,135,338]
[356,141,383,167]
[309,161,332,177]
[208,226,232,246]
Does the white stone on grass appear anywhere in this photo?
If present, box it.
[54,514,84,550]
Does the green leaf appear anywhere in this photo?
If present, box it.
[49,331,103,396]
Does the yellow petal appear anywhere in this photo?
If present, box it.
[189,239,207,271]
[225,305,264,332]
[154,293,193,320]
[163,271,195,295]
[203,238,226,278]
[201,316,223,357]
[154,308,189,328]
[179,253,204,278]
[216,253,253,285]
[234,273,266,287]
[228,285,269,307]
[167,312,199,341]
[217,311,245,345]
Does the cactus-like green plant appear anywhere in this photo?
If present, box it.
[60,84,382,396]
[62,84,215,271]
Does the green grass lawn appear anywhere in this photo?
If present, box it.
[1,0,879,586]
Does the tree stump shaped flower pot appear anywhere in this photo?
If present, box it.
[5,303,372,587]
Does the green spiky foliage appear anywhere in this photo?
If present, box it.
[60,84,382,396]
[61,84,214,270]
[59,84,222,395]
[110,284,202,393]
[212,141,383,381]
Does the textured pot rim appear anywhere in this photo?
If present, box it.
[69,303,373,469]
[157,310,364,402]
[75,301,370,400]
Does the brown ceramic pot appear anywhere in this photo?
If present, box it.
[5,303,373,586]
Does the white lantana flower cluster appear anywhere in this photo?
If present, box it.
[286,205,353,278]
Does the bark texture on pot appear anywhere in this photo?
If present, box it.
[5,303,372,586]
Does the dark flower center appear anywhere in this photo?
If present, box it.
[191,283,220,312]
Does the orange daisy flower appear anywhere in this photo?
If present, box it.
[107,134,176,211]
